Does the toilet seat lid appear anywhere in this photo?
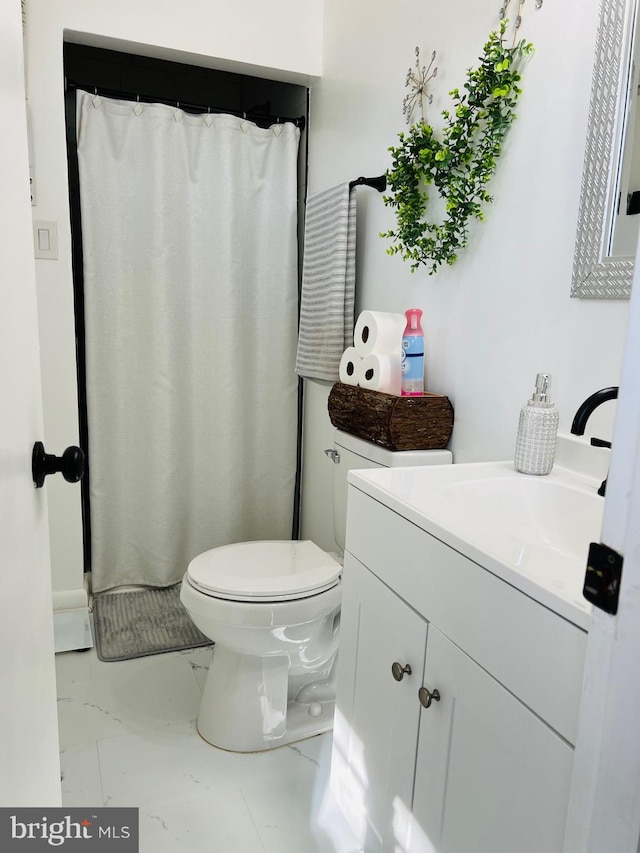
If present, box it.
[186,540,342,602]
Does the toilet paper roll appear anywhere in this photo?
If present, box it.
[338,347,363,386]
[359,352,402,395]
[354,311,405,357]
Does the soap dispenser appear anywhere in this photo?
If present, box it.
[514,373,559,475]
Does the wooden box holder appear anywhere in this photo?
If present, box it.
[328,383,454,451]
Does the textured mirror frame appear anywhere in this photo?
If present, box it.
[571,0,635,299]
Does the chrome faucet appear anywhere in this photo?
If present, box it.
[570,386,618,496]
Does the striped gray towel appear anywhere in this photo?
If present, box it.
[295,182,356,380]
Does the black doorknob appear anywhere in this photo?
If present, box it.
[32,441,86,489]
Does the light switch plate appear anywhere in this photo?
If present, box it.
[33,219,58,260]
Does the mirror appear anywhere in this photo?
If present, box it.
[571,0,637,299]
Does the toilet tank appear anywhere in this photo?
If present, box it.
[330,429,452,552]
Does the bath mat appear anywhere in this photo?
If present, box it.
[92,584,212,662]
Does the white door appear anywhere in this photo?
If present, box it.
[564,218,640,847]
[0,0,61,805]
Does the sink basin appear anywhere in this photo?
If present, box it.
[348,436,608,628]
[442,476,602,563]
[443,477,603,558]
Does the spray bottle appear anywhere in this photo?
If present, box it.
[401,308,424,396]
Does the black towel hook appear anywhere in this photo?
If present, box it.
[349,175,387,192]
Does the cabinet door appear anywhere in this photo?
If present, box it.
[332,555,428,853]
[411,626,574,853]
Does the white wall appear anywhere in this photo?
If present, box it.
[25,0,322,602]
[26,0,631,577]
[301,0,631,552]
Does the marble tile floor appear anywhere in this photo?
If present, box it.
[56,646,363,853]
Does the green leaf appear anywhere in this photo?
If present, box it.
[381,22,531,274]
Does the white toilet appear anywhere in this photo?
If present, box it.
[180,429,452,752]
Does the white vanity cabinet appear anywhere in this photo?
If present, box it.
[331,483,588,853]
[413,625,573,853]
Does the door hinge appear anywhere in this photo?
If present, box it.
[583,542,624,615]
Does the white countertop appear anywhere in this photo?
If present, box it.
[348,436,608,630]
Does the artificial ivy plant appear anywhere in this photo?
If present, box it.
[381,21,534,274]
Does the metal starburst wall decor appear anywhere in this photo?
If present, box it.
[402,46,438,125]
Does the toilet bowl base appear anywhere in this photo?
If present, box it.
[196,644,337,752]
[197,698,335,753]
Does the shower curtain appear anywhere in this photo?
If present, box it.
[76,91,300,593]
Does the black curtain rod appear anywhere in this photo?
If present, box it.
[65,80,306,130]
[350,175,387,192]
